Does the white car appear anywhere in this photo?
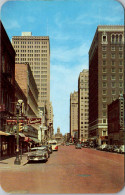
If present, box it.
[119,145,125,154]
[48,140,58,151]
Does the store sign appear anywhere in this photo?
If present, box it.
[6,118,41,125]
[28,118,41,125]
[6,120,27,125]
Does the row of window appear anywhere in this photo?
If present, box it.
[102,82,123,88]
[14,45,47,49]
[102,46,123,51]
[13,41,48,44]
[102,60,123,66]
[102,68,123,73]
[102,89,123,95]
[102,75,123,80]
[102,53,123,59]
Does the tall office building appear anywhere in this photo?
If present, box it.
[70,91,78,138]
[12,32,50,109]
[89,25,124,145]
[78,70,89,142]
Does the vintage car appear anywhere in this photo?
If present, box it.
[75,143,82,149]
[27,147,49,162]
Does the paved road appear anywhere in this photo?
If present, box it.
[0,145,124,194]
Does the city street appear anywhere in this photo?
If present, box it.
[0,145,124,194]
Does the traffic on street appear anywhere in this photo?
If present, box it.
[0,144,124,194]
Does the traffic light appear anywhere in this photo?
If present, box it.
[19,123,24,131]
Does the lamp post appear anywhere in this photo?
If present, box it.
[14,100,23,165]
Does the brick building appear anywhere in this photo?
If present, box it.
[89,25,124,145]
[108,94,125,145]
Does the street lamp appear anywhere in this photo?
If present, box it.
[14,100,23,165]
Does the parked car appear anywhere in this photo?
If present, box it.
[27,147,49,162]
[66,142,70,146]
[119,145,125,154]
[39,145,51,157]
[113,145,120,153]
[75,143,82,149]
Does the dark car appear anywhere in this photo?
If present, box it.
[75,143,82,149]
[27,147,49,162]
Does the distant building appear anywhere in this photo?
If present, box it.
[70,91,78,138]
[55,127,63,143]
[108,94,125,145]
[89,25,124,145]
[78,70,89,142]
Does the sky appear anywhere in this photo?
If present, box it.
[0,0,124,135]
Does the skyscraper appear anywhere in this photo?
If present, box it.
[70,91,78,139]
[78,70,89,142]
[89,25,124,145]
[12,33,50,109]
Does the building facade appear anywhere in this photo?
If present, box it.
[78,70,89,142]
[70,91,78,139]
[89,25,124,145]
[15,62,39,117]
[0,21,16,158]
[12,33,50,109]
[108,94,125,145]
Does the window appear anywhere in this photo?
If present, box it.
[102,82,107,87]
[102,75,107,80]
[102,35,107,43]
[103,60,106,66]
[119,53,123,59]
[119,83,123,88]
[102,97,107,102]
[102,90,107,95]
[102,68,106,73]
[119,68,123,73]
[103,104,106,109]
[111,82,116,88]
[112,90,116,95]
[111,46,115,51]
[119,75,123,80]
[111,68,115,73]
[111,34,115,43]
[119,61,123,66]
[119,46,123,51]
[119,34,122,43]
[102,46,107,51]
[111,53,115,59]
[111,75,116,80]
[111,61,115,66]
[103,112,106,117]
[102,53,106,58]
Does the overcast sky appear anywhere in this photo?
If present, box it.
[0,0,124,135]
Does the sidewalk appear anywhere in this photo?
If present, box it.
[0,153,28,169]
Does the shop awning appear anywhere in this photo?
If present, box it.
[0,131,11,136]
[29,137,40,143]
[19,133,26,138]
